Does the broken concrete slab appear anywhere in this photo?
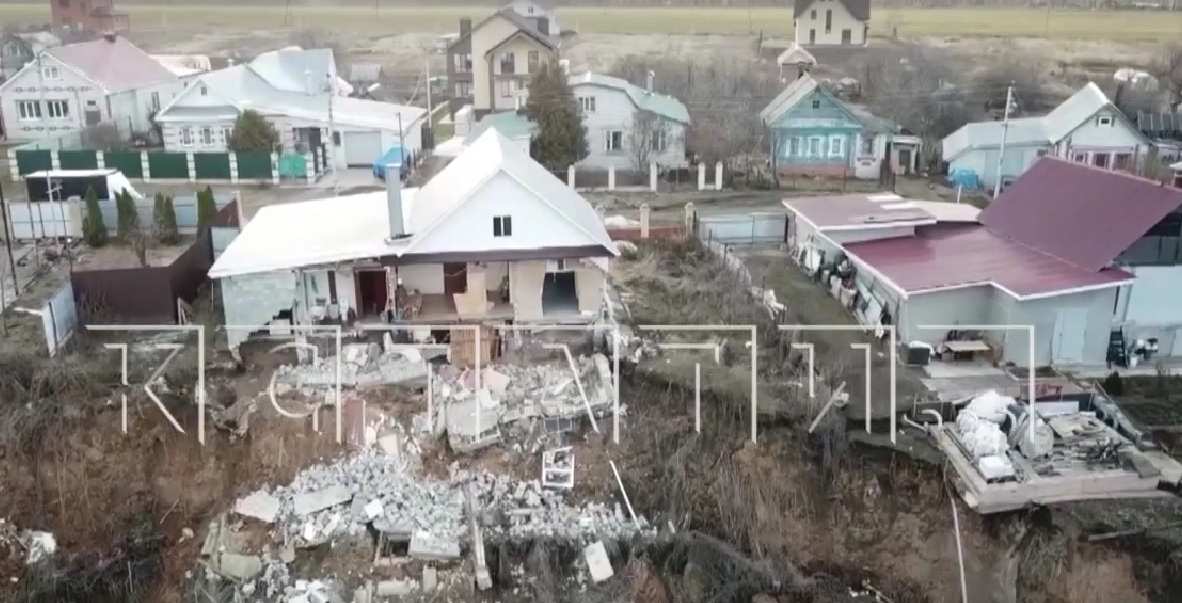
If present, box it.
[584,541,613,582]
[235,490,280,523]
[422,566,437,592]
[408,530,461,561]
[214,553,263,581]
[375,578,417,596]
[481,367,511,396]
[363,499,384,520]
[293,485,352,516]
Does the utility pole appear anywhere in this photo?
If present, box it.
[992,82,1014,199]
[328,72,339,195]
[425,57,433,154]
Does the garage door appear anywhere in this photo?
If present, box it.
[343,131,383,167]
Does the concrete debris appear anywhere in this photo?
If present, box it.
[408,530,462,560]
[363,499,384,520]
[446,394,503,452]
[583,541,614,582]
[375,578,417,596]
[293,485,353,516]
[286,579,342,603]
[421,566,438,592]
[541,447,575,490]
[215,553,263,581]
[235,490,281,523]
[273,345,431,390]
[23,530,56,565]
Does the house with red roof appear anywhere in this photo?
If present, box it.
[0,34,182,143]
[784,157,1182,367]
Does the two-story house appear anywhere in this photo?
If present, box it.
[793,0,870,47]
[760,73,920,179]
[569,72,690,172]
[942,82,1149,192]
[153,47,425,170]
[51,0,130,33]
[448,9,558,117]
[0,34,181,143]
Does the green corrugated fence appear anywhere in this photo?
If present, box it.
[58,150,98,171]
[194,153,231,180]
[148,152,189,179]
[105,151,143,178]
[278,153,307,179]
[236,151,273,180]
[15,150,52,175]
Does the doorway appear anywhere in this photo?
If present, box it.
[898,148,912,175]
[356,270,388,317]
[542,271,578,316]
[443,262,467,295]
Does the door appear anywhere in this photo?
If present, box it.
[355,270,388,317]
[898,148,912,175]
[809,29,816,45]
[1053,307,1088,365]
[343,130,383,167]
[443,263,467,295]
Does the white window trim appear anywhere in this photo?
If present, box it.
[45,99,69,120]
[17,100,41,121]
[829,135,844,158]
[605,130,623,152]
[493,214,512,238]
[180,126,194,146]
[41,65,60,80]
[200,127,214,145]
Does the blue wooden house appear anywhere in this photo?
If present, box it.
[760,73,920,179]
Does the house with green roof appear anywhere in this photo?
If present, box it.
[568,71,690,172]
[760,73,920,179]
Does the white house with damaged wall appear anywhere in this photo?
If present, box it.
[153,47,425,169]
[209,129,619,350]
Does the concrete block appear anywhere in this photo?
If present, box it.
[293,485,352,516]
[408,530,461,561]
[234,490,280,523]
[584,541,613,582]
[215,553,262,580]
[375,578,416,596]
[422,566,437,592]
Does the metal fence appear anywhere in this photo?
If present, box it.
[4,192,236,240]
[697,212,786,247]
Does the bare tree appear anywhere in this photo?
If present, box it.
[1154,44,1182,109]
[628,110,668,172]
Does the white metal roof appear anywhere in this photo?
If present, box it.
[759,72,818,125]
[209,130,617,279]
[24,169,142,199]
[568,72,690,124]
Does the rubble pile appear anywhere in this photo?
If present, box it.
[460,469,654,543]
[273,342,431,391]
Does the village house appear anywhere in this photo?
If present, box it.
[761,72,921,179]
[793,0,870,47]
[785,158,1182,368]
[0,34,181,143]
[447,9,559,117]
[0,31,60,83]
[208,129,618,351]
[50,0,129,34]
[942,82,1149,192]
[153,47,425,170]
[1136,110,1182,166]
[569,71,690,172]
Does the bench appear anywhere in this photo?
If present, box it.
[941,339,991,362]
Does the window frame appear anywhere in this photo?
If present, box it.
[45,99,69,119]
[200,126,214,145]
[41,65,60,80]
[180,126,194,146]
[829,135,844,158]
[499,79,512,98]
[605,130,624,152]
[17,100,41,121]
[493,215,513,238]
[498,52,515,75]
[651,128,668,152]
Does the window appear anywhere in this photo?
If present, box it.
[41,65,60,80]
[493,215,512,237]
[809,29,816,45]
[825,9,832,33]
[222,127,232,143]
[797,137,806,157]
[1097,115,1113,126]
[200,127,213,145]
[86,99,98,108]
[527,51,540,74]
[17,100,41,121]
[810,9,816,19]
[499,79,512,97]
[788,137,798,157]
[808,137,822,157]
[829,135,844,157]
[498,52,515,75]
[605,130,623,152]
[578,96,596,113]
[1073,152,1087,163]
[861,135,874,155]
[45,99,68,119]
[180,127,193,146]
[200,85,208,96]
[1092,152,1110,169]
[1036,149,1048,157]
[811,98,821,109]
[651,128,668,152]
[1114,153,1132,171]
[150,92,161,111]
[455,82,471,97]
[841,29,851,44]
[453,52,472,73]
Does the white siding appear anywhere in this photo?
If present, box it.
[571,83,688,171]
[0,56,105,141]
[794,0,867,46]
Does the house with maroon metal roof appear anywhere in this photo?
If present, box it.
[784,157,1182,367]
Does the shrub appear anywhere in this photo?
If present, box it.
[153,192,179,244]
[196,187,217,232]
[115,190,139,241]
[81,186,107,247]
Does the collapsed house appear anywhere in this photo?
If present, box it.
[209,129,619,350]
[931,389,1182,514]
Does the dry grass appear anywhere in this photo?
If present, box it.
[0,4,1177,41]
